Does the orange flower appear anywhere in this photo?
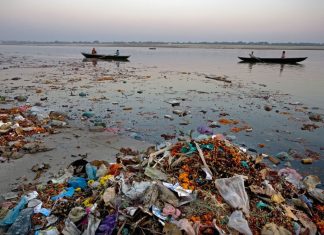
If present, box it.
[109,163,122,176]
[181,165,190,172]
[190,216,200,222]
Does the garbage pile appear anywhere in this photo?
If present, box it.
[0,106,67,161]
[0,135,323,234]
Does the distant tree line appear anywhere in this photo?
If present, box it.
[0,40,323,46]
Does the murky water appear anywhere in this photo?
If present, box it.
[0,45,323,180]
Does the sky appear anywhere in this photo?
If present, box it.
[0,0,323,43]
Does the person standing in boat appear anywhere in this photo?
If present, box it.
[115,50,120,56]
[92,48,97,55]
[281,51,286,58]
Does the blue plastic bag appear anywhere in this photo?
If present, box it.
[7,208,33,235]
[0,196,28,226]
[68,177,87,189]
[86,163,97,180]
[51,187,75,201]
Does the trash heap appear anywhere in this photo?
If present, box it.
[0,135,323,235]
[0,106,67,161]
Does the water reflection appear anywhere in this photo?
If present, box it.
[239,61,304,75]
[82,58,128,67]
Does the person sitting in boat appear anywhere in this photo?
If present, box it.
[281,51,286,58]
[91,48,97,55]
[249,51,256,58]
[115,50,120,56]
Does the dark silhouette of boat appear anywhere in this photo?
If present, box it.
[238,56,307,64]
[81,52,130,61]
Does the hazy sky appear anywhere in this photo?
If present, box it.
[0,0,323,43]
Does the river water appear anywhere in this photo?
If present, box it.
[0,45,323,180]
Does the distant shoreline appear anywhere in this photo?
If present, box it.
[1,42,324,50]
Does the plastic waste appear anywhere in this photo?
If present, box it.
[173,219,195,235]
[275,152,292,161]
[181,142,214,155]
[96,164,108,178]
[68,207,86,223]
[162,182,192,197]
[256,201,271,210]
[215,175,250,215]
[26,191,38,201]
[95,213,117,235]
[29,106,49,121]
[51,170,73,184]
[86,163,97,180]
[262,180,276,196]
[278,168,303,188]
[162,203,181,219]
[62,218,81,235]
[271,193,285,204]
[81,213,100,235]
[227,210,252,235]
[261,223,292,235]
[303,175,321,190]
[144,166,168,181]
[51,187,75,201]
[102,187,116,206]
[299,194,313,208]
[36,226,60,235]
[27,199,42,208]
[152,205,170,221]
[295,211,317,235]
[6,208,33,235]
[68,177,87,189]
[308,188,324,203]
[0,196,27,226]
[157,183,180,206]
[121,180,152,200]
[241,161,249,169]
[50,120,67,127]
[46,215,58,226]
[197,125,213,135]
[34,203,51,216]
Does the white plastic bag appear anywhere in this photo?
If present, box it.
[227,210,252,235]
[215,175,250,215]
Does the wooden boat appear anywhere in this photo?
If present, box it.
[81,52,130,61]
[238,56,307,64]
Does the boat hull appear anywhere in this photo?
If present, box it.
[238,57,307,64]
[81,53,130,61]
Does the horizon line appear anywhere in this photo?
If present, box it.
[1,40,324,45]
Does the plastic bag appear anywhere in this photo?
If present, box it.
[81,214,100,235]
[215,175,250,215]
[6,208,33,235]
[95,213,117,235]
[278,168,303,188]
[51,187,75,201]
[96,164,108,178]
[144,166,168,181]
[0,196,27,226]
[227,210,252,235]
[261,223,292,235]
[197,125,213,135]
[62,218,81,235]
[86,163,97,180]
[121,180,152,200]
[68,177,87,189]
